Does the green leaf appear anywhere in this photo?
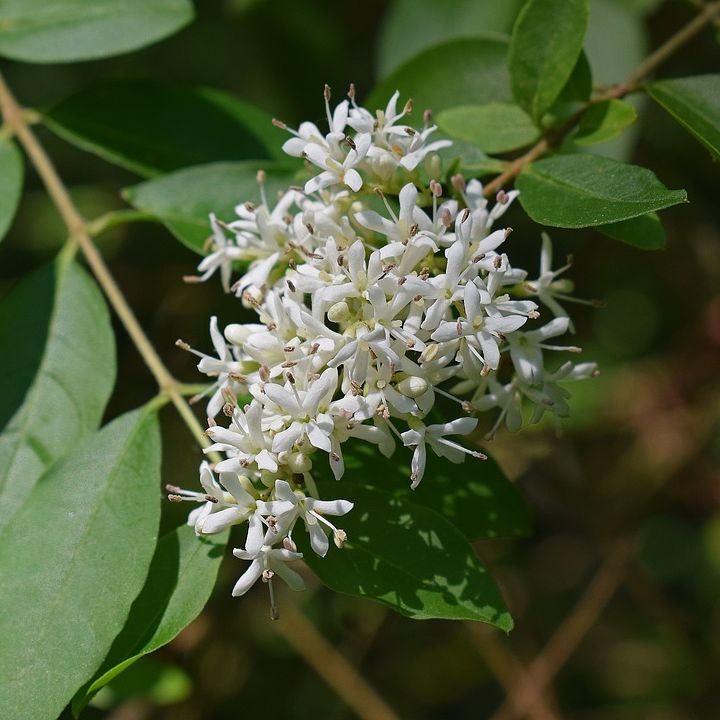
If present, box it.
[376,0,523,77]
[509,0,589,122]
[124,160,301,253]
[321,441,530,541]
[297,482,513,627]
[366,37,511,115]
[0,139,23,244]
[0,407,161,720]
[0,0,194,63]
[437,140,508,179]
[437,103,539,154]
[544,51,593,124]
[0,256,116,529]
[516,154,687,227]
[573,99,637,146]
[596,212,665,250]
[44,80,285,178]
[648,75,720,159]
[72,525,227,715]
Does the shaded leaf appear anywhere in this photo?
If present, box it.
[596,212,665,250]
[573,99,637,146]
[0,0,193,63]
[516,154,687,227]
[0,256,116,528]
[319,440,530,541]
[366,37,511,115]
[376,0,523,77]
[0,408,161,720]
[648,74,720,159]
[0,138,23,243]
[124,160,301,253]
[509,0,589,121]
[297,482,513,627]
[437,102,539,154]
[72,525,227,715]
[44,80,285,178]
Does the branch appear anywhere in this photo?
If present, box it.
[489,538,636,720]
[482,0,720,197]
[0,72,213,456]
[274,599,401,720]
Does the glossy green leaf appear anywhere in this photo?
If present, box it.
[366,37,511,115]
[44,80,285,178]
[376,0,523,77]
[573,99,637,146]
[596,212,665,250]
[72,525,227,715]
[298,482,513,627]
[124,160,301,253]
[437,103,539,154]
[0,139,23,244]
[584,0,647,161]
[509,0,589,121]
[648,75,720,159]
[516,155,687,227]
[0,408,161,720]
[0,256,116,528]
[0,0,193,63]
[319,440,530,541]
[437,140,508,179]
[544,51,593,124]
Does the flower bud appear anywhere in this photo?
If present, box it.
[287,451,312,473]
[424,153,442,181]
[397,376,429,398]
[327,301,350,323]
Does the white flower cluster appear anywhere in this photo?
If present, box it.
[173,85,598,612]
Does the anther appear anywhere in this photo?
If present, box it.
[496,189,508,204]
[272,118,287,129]
[175,339,191,351]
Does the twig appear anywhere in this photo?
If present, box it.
[0,72,214,457]
[463,624,559,720]
[490,538,636,720]
[274,599,402,720]
[482,0,720,197]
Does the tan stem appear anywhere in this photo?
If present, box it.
[482,0,720,198]
[0,72,214,456]
[275,599,401,720]
[490,538,635,720]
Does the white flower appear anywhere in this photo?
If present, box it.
[232,544,305,596]
[262,367,339,453]
[401,417,485,489]
[257,479,353,557]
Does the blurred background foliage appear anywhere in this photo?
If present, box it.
[2,0,719,718]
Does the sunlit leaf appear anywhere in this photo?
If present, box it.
[320,441,531,541]
[366,37,511,115]
[596,212,665,250]
[0,408,161,720]
[437,103,539,154]
[124,160,301,253]
[573,99,637,146]
[376,0,523,77]
[298,482,513,627]
[516,154,687,227]
[72,525,227,715]
[509,0,589,122]
[0,256,115,528]
[648,74,720,159]
[0,0,194,63]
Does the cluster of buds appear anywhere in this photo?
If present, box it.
[172,85,598,611]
